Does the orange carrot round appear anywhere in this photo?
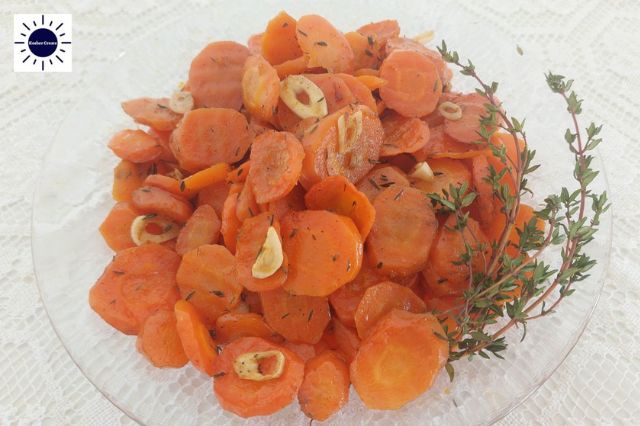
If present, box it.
[108,129,163,163]
[355,165,410,203]
[99,201,139,251]
[215,312,277,344]
[261,11,303,65]
[296,15,354,73]
[112,160,148,202]
[136,309,188,368]
[380,112,431,156]
[174,299,218,376]
[242,55,280,122]
[298,351,350,421]
[131,186,193,223]
[175,205,221,255]
[121,97,182,131]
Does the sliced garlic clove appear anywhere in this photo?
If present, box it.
[337,109,363,154]
[412,30,435,44]
[130,214,180,246]
[233,350,286,381]
[410,161,435,182]
[169,90,194,114]
[251,226,284,279]
[279,75,328,119]
[438,101,463,121]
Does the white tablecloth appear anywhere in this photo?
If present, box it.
[1,0,638,424]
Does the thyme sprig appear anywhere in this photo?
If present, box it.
[434,41,610,376]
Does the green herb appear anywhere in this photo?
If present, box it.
[516,45,524,56]
[297,29,307,37]
[213,372,226,378]
[281,312,290,319]
[143,213,157,220]
[376,262,383,269]
[289,228,298,238]
[315,41,328,46]
[368,178,380,190]
[393,189,404,200]
[364,49,374,57]
[156,103,167,109]
[185,290,195,301]
[367,35,374,46]
[112,270,125,275]
[179,180,186,192]
[307,309,314,322]
[210,290,225,297]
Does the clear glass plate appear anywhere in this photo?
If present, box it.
[31,2,612,425]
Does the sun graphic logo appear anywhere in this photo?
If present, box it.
[14,14,72,72]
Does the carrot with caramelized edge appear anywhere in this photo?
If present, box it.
[260,287,330,344]
[174,299,218,376]
[137,309,188,368]
[350,309,448,409]
[175,205,221,255]
[304,175,375,239]
[213,337,304,417]
[298,351,350,421]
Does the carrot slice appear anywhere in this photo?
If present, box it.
[131,186,193,223]
[176,244,241,328]
[187,41,249,110]
[305,73,356,114]
[260,287,330,344]
[331,318,360,363]
[99,201,139,251]
[144,174,182,197]
[471,154,497,228]
[215,312,278,344]
[353,67,380,77]
[354,281,426,338]
[298,351,350,421]
[136,309,188,368]
[412,158,472,198]
[261,11,303,65]
[304,175,376,239]
[422,215,491,296]
[175,205,221,255]
[336,73,378,113]
[283,341,317,363]
[356,19,400,55]
[235,182,259,222]
[443,93,498,143]
[350,309,448,410]
[248,130,305,204]
[423,292,464,335]
[242,55,280,122]
[197,180,230,218]
[366,186,438,276]
[487,131,526,197]
[356,74,387,91]
[300,104,383,188]
[273,55,308,79]
[413,123,473,161]
[221,191,242,253]
[267,184,306,220]
[385,37,451,88]
[212,337,304,417]
[344,31,379,70]
[108,129,163,163]
[485,203,544,256]
[171,108,251,172]
[180,162,231,197]
[89,244,181,335]
[235,212,288,292]
[296,15,354,73]
[227,161,251,184]
[147,128,177,163]
[112,160,148,202]
[379,50,442,117]
[281,210,363,297]
[247,32,263,55]
[380,112,431,156]
[356,165,409,203]
[174,299,218,376]
[121,98,182,131]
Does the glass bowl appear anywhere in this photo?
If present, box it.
[31,2,612,425]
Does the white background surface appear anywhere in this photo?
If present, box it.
[1,0,639,424]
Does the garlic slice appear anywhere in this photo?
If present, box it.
[337,109,363,154]
[279,75,328,119]
[410,161,435,182]
[233,350,286,381]
[251,226,284,279]
[130,215,180,246]
[169,90,194,114]
[438,101,463,121]
[412,30,435,44]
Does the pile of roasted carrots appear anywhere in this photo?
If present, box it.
[90,11,542,420]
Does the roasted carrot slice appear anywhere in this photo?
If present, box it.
[131,186,193,223]
[344,31,379,70]
[212,337,304,417]
[260,287,330,344]
[89,244,181,335]
[248,130,305,204]
[261,11,303,65]
[176,244,241,328]
[99,201,139,251]
[336,73,378,113]
[281,210,363,297]
[171,108,251,172]
[187,41,249,110]
[354,281,426,339]
[380,112,431,156]
[355,165,410,203]
[304,175,376,239]
[197,180,230,217]
[443,93,498,143]
[108,129,163,163]
[329,262,387,328]
[242,55,280,122]
[296,15,354,73]
[175,205,221,255]
[235,182,259,222]
[422,214,491,296]
[267,184,306,220]
[220,191,242,253]
[136,309,188,368]
[215,312,278,344]
[235,212,288,292]
[385,37,451,88]
[112,160,148,202]
[350,309,448,410]
[379,50,442,117]
[366,186,438,276]
[298,350,350,421]
[143,174,182,197]
[121,98,182,131]
[305,73,356,113]
[300,104,383,188]
[412,124,481,161]
[174,299,218,376]
[412,158,472,197]
[331,318,360,363]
